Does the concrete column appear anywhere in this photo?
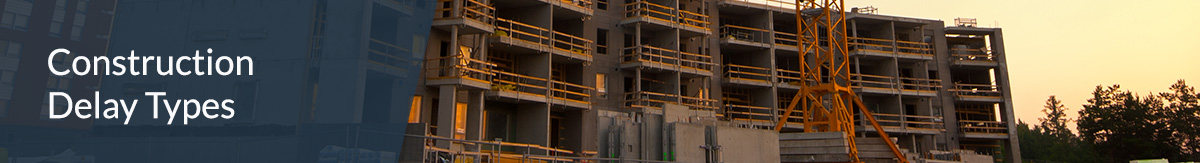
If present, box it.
[436,85,458,149]
[990,29,1021,163]
[465,90,484,152]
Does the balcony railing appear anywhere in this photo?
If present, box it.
[495,18,550,45]
[621,45,679,65]
[725,104,774,122]
[368,39,416,68]
[679,51,714,71]
[849,37,894,53]
[959,120,1008,134]
[856,113,945,131]
[557,0,593,10]
[435,0,496,24]
[552,31,593,57]
[624,91,677,109]
[950,48,994,62]
[724,64,771,82]
[550,80,594,104]
[774,31,799,47]
[720,25,770,43]
[776,98,805,124]
[679,10,711,30]
[426,54,496,83]
[624,1,674,22]
[900,77,941,92]
[491,70,548,97]
[851,73,896,90]
[951,83,1002,97]
[623,1,709,30]
[896,40,933,56]
[720,0,798,10]
[680,95,718,110]
[776,69,806,86]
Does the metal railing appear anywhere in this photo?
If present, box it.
[678,10,710,30]
[720,25,770,43]
[680,95,718,110]
[557,0,594,10]
[849,37,895,53]
[550,80,594,104]
[679,51,713,71]
[495,18,551,45]
[774,31,799,47]
[776,69,806,86]
[624,1,709,30]
[951,83,1002,97]
[552,31,594,57]
[855,113,945,131]
[899,77,941,92]
[896,40,933,56]
[950,48,994,62]
[624,1,674,22]
[368,39,416,68]
[621,45,679,65]
[719,0,797,10]
[723,64,771,82]
[724,104,774,122]
[426,54,495,83]
[435,0,496,24]
[491,70,549,97]
[409,134,640,163]
[624,91,677,109]
[850,73,896,90]
[775,98,805,124]
[958,120,1008,134]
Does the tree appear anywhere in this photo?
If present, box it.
[1160,80,1200,161]
[1039,95,1072,138]
[1077,84,1178,162]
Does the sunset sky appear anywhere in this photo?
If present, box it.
[840,0,1200,128]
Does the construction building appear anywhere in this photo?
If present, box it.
[407,0,1020,162]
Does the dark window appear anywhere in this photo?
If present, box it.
[597,29,609,54]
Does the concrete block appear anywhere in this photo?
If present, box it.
[779,147,850,155]
[781,154,853,162]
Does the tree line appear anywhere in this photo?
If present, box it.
[1020,80,1199,162]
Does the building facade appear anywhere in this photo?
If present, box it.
[412,0,1019,162]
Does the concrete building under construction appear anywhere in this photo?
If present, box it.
[405,0,1019,162]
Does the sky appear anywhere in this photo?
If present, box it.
[839,0,1200,129]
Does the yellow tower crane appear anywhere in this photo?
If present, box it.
[775,0,909,163]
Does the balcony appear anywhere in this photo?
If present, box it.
[951,83,1003,102]
[425,54,495,89]
[899,77,941,96]
[624,91,677,110]
[719,25,771,50]
[620,45,678,70]
[549,0,594,16]
[724,104,775,123]
[775,69,806,90]
[621,1,710,36]
[620,45,713,76]
[549,80,593,109]
[492,18,551,52]
[959,120,1009,139]
[848,37,933,60]
[722,64,772,87]
[717,0,797,14]
[950,48,998,67]
[681,95,718,110]
[433,0,496,34]
[679,51,714,76]
[489,70,549,103]
[776,96,805,128]
[623,91,716,111]
[550,31,594,62]
[851,73,898,95]
[774,31,800,52]
[856,113,945,134]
